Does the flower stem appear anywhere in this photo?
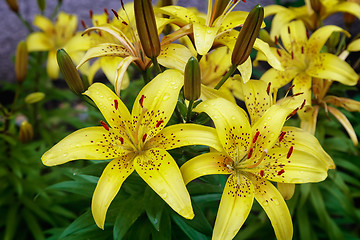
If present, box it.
[186,100,194,122]
[151,57,162,74]
[16,12,34,32]
[214,64,237,90]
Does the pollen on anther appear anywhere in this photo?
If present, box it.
[142,133,147,142]
[111,9,119,19]
[247,148,253,159]
[266,82,271,95]
[300,99,306,110]
[252,131,260,143]
[139,95,145,108]
[156,119,164,128]
[276,49,282,57]
[114,99,118,110]
[287,146,293,159]
[301,46,304,54]
[274,36,278,45]
[279,131,286,142]
[100,120,109,131]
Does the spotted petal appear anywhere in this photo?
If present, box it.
[146,124,223,152]
[134,148,194,219]
[157,5,201,26]
[248,174,293,240]
[131,70,183,144]
[195,98,251,160]
[306,53,358,86]
[217,11,248,33]
[84,83,131,130]
[280,20,308,53]
[213,174,254,240]
[180,152,232,185]
[158,43,193,72]
[92,153,135,229]
[41,127,129,166]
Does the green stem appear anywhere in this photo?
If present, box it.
[214,64,237,90]
[50,1,62,20]
[335,34,347,56]
[186,100,194,122]
[151,57,162,74]
[11,83,22,114]
[142,69,150,84]
[16,13,33,32]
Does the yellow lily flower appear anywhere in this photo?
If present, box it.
[41,70,223,229]
[259,20,358,110]
[265,0,360,38]
[26,12,91,79]
[181,81,334,240]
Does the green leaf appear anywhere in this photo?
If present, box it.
[152,210,171,240]
[144,186,165,231]
[60,210,96,238]
[46,180,96,198]
[171,213,210,240]
[4,205,18,240]
[22,209,45,240]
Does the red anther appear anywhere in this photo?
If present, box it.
[89,10,93,19]
[292,92,304,97]
[274,36,278,45]
[111,9,119,19]
[81,20,87,29]
[156,119,164,128]
[285,85,294,96]
[107,18,110,24]
[287,146,293,159]
[100,120,109,131]
[121,0,125,10]
[247,148,253,159]
[260,170,265,177]
[252,131,260,143]
[142,133,147,142]
[114,99,118,110]
[287,107,299,120]
[214,65,219,72]
[301,46,304,54]
[279,131,286,143]
[242,0,246,3]
[122,21,128,25]
[276,49,282,57]
[277,169,285,175]
[266,82,271,95]
[234,0,238,3]
[306,29,309,38]
[291,51,294,59]
[287,26,291,34]
[300,99,306,110]
[139,95,145,108]
[98,31,102,37]
[120,137,124,145]
[104,8,109,15]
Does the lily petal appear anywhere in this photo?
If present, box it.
[300,105,319,135]
[326,2,360,21]
[347,39,360,52]
[114,56,136,96]
[307,25,349,54]
[134,148,194,219]
[195,98,251,159]
[41,127,128,166]
[292,72,312,108]
[33,15,54,33]
[84,82,131,129]
[132,70,183,141]
[328,106,358,146]
[88,59,101,85]
[92,153,135,229]
[157,5,201,26]
[280,20,307,53]
[213,174,254,240]
[158,43,193,72]
[146,124,223,152]
[180,152,232,185]
[26,32,54,52]
[237,56,252,83]
[56,12,78,40]
[248,174,293,240]
[193,22,220,55]
[254,38,283,71]
[99,57,123,85]
[217,11,248,32]
[77,43,130,69]
[201,84,236,103]
[63,33,92,52]
[306,53,358,86]
[47,50,59,79]
[325,96,360,112]
[260,68,298,90]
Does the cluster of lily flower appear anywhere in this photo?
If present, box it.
[21,0,359,239]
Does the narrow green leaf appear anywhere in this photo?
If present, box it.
[22,209,45,240]
[171,213,210,240]
[144,186,165,231]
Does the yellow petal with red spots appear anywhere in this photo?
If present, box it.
[180,152,232,185]
[41,127,130,166]
[92,153,135,229]
[134,148,194,219]
[158,43,193,72]
[146,124,223,152]
[307,25,348,54]
[260,68,298,90]
[249,174,293,240]
[280,20,307,53]
[212,174,254,240]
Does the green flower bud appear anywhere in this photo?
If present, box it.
[25,92,45,104]
[210,0,229,25]
[158,0,173,7]
[231,4,264,66]
[57,49,85,95]
[15,41,28,83]
[310,0,322,14]
[6,0,19,13]
[184,57,201,101]
[19,121,34,143]
[134,0,160,58]
[37,0,46,12]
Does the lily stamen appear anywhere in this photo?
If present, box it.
[245,149,268,168]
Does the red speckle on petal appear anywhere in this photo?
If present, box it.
[139,95,145,108]
[287,146,293,159]
[156,119,164,128]
[279,131,286,142]
[100,120,109,131]
[247,148,253,159]
[260,170,265,177]
[114,99,118,110]
[252,131,260,143]
[142,133,147,142]
[291,51,294,59]
[277,169,285,175]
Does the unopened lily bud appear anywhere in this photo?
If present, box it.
[25,92,45,104]
[210,0,229,24]
[15,41,28,83]
[37,0,46,12]
[57,49,85,95]
[344,13,356,28]
[158,0,173,7]
[6,0,19,13]
[134,0,160,58]
[184,57,201,101]
[310,0,322,14]
[19,121,34,143]
[231,4,264,66]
